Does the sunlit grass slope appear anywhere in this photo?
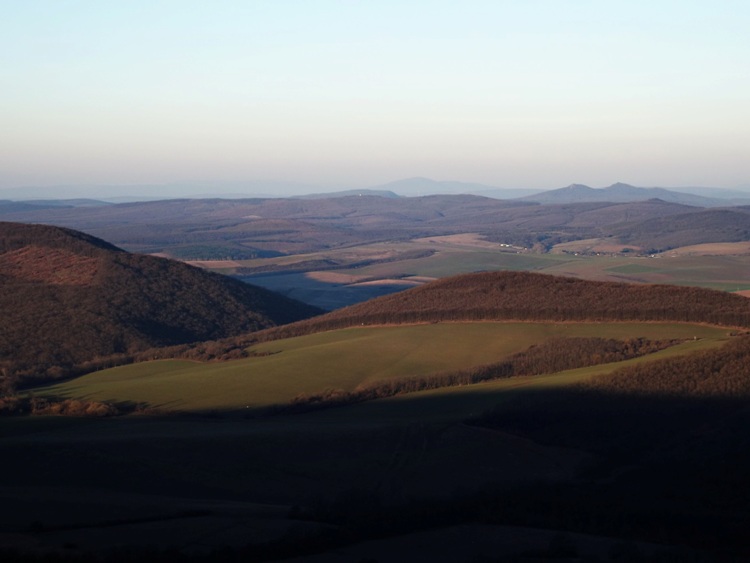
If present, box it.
[38,322,731,412]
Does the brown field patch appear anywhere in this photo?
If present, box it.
[350,278,424,287]
[404,275,438,283]
[414,233,514,249]
[551,239,642,254]
[0,246,99,286]
[305,271,370,284]
[658,241,750,256]
[186,259,242,268]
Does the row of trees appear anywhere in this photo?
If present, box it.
[0,395,122,417]
[280,337,677,414]
[583,334,750,399]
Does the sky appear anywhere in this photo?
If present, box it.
[2,0,749,194]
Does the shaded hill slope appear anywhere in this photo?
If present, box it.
[0,222,321,382]
[614,207,750,251]
[259,271,750,340]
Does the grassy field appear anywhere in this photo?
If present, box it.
[37,322,731,413]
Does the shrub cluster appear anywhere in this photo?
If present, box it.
[0,395,121,417]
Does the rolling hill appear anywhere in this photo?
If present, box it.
[0,222,321,383]
[265,270,750,337]
[0,194,707,257]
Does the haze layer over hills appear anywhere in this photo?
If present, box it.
[2,178,749,203]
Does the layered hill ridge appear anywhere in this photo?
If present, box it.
[0,222,321,382]
[2,194,749,257]
[261,271,750,340]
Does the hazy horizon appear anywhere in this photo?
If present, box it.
[2,1,749,193]
[4,177,750,203]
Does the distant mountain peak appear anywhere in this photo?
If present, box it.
[520,182,728,207]
[368,177,508,197]
[294,188,400,200]
[604,183,642,193]
[561,184,594,191]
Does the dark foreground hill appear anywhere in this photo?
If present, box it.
[0,222,321,383]
[260,270,750,340]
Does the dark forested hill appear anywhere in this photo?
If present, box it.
[261,270,750,339]
[0,222,321,383]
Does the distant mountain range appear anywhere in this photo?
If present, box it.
[3,178,749,204]
[518,182,750,207]
[364,177,546,199]
[294,188,401,200]
[284,179,750,205]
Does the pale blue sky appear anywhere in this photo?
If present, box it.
[2,1,749,192]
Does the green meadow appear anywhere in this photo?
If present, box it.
[38,322,731,413]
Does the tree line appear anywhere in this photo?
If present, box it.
[582,334,750,399]
[276,337,678,415]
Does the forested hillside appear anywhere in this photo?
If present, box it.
[262,270,750,339]
[0,222,321,384]
[615,207,750,250]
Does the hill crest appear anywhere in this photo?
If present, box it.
[260,271,750,340]
[0,245,100,286]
